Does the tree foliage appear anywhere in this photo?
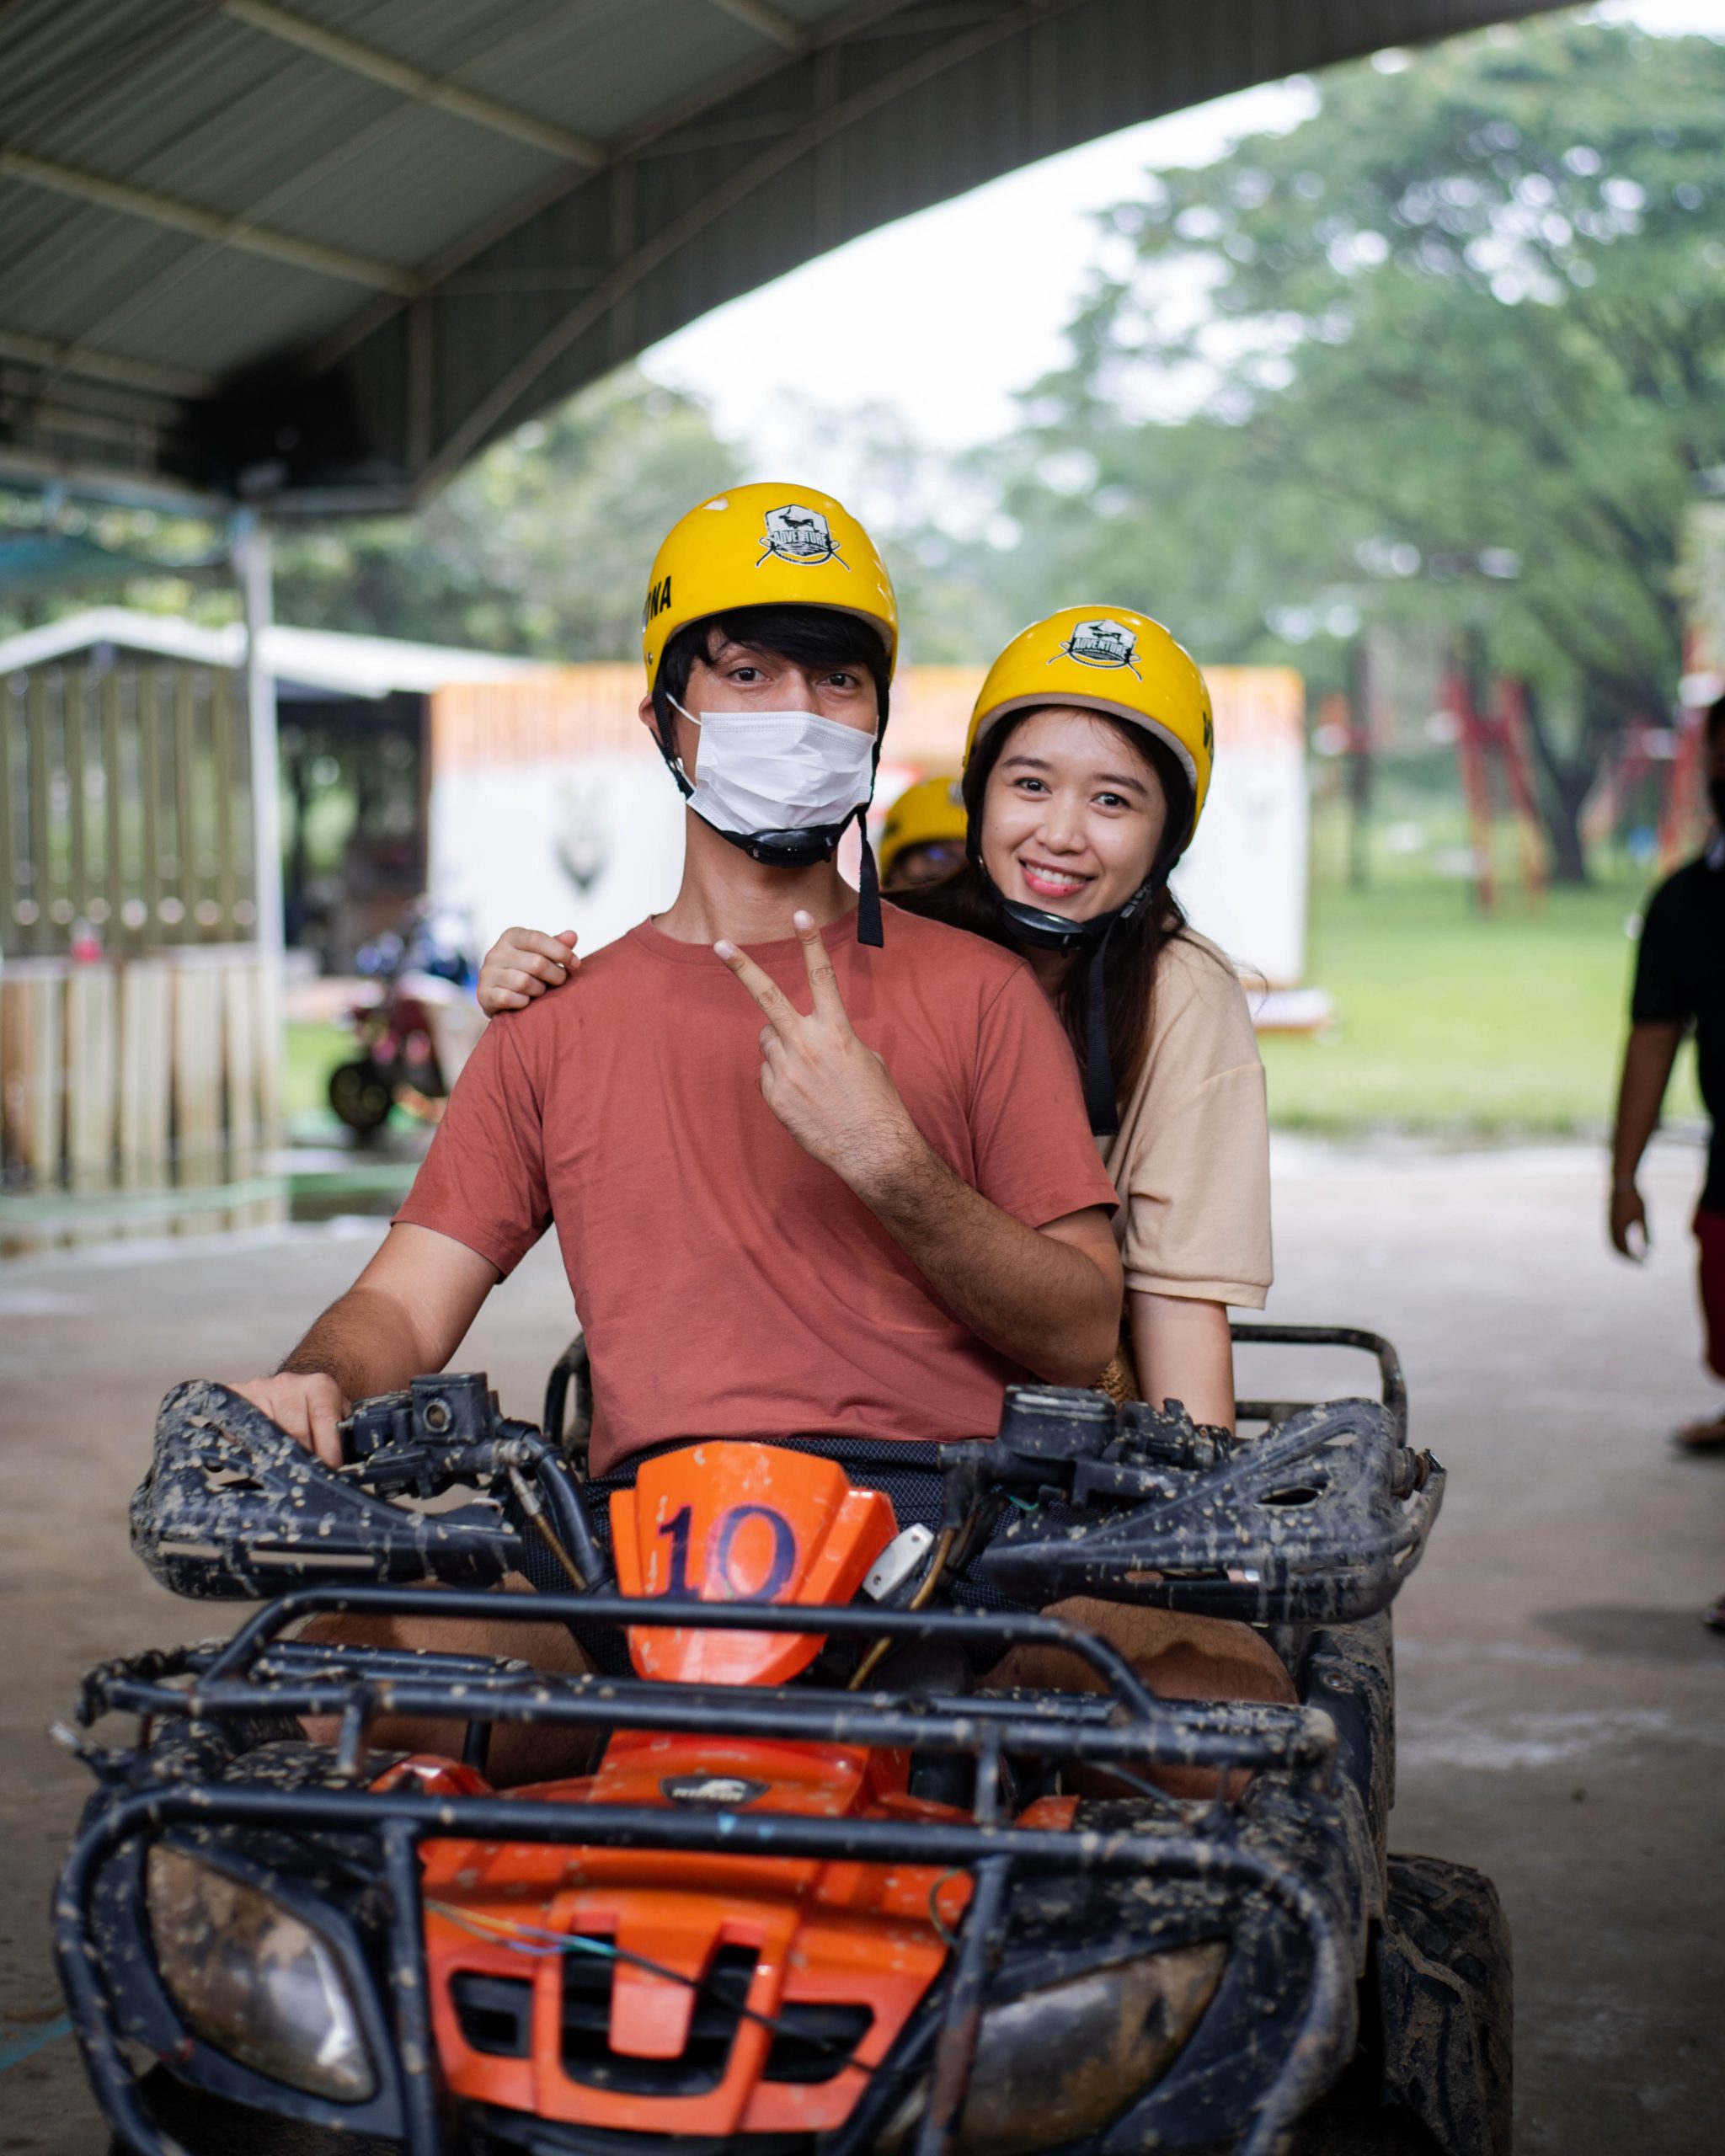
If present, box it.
[969,14,1725,876]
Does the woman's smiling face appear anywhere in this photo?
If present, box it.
[980,706,1170,921]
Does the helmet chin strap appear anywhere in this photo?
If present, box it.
[975,859,1157,1137]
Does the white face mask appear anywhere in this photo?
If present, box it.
[671,697,877,838]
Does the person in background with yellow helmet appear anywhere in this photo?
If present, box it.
[877,772,969,889]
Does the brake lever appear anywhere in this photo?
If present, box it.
[339,1371,506,1492]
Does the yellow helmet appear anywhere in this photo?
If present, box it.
[964,605,1214,842]
[878,772,967,882]
[641,482,898,691]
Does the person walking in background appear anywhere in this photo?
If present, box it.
[1609,694,1725,1625]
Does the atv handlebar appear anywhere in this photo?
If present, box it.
[136,1316,1438,1628]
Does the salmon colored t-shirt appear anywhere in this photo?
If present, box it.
[395,905,1118,1473]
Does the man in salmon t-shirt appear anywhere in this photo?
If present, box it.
[227,487,1121,1732]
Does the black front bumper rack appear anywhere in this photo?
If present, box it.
[61,1588,1353,2156]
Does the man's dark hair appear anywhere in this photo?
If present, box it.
[650,605,890,765]
[1706,692,1725,750]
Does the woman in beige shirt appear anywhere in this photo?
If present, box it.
[478,602,1268,1433]
[896,602,1268,1432]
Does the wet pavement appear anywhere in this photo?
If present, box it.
[0,1133,429,1264]
[1,1136,1720,2152]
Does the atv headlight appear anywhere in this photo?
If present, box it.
[147,1847,377,2102]
[954,1940,1226,2156]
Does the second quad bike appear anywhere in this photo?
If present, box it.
[54,1326,1510,2155]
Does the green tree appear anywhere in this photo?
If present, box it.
[979,14,1725,878]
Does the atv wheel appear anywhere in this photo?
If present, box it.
[328,1059,393,1134]
[1295,1854,1512,2156]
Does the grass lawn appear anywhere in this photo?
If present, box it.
[286,1021,352,1125]
[1260,872,1704,1134]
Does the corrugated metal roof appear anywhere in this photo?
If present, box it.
[0,0,1572,511]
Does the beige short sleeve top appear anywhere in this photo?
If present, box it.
[1096,928,1272,1309]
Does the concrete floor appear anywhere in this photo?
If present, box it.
[2,1139,1721,2153]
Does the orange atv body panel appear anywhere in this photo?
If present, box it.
[610,1442,897,1684]
[408,1439,1051,2140]
[419,1734,975,2136]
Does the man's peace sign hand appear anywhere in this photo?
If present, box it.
[714,911,917,1194]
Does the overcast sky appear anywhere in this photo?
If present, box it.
[641,0,1722,473]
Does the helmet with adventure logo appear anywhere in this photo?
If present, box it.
[641,483,899,691]
[964,604,1214,849]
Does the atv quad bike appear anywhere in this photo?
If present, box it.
[54,1326,1509,2156]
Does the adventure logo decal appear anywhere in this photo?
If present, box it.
[1056,617,1141,675]
[660,1774,769,1808]
[758,503,847,568]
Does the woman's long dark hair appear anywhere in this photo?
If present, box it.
[894,707,1193,1113]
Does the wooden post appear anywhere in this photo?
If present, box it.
[0,675,17,951]
[173,664,197,944]
[66,667,90,931]
[18,968,64,1181]
[25,673,53,953]
[0,974,32,1177]
[139,669,163,943]
[101,670,126,947]
[119,959,172,1173]
[66,962,117,1175]
[212,670,238,938]
[232,513,285,1145]
[223,955,260,1162]
[172,958,224,1162]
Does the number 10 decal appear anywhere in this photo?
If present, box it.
[657,1502,798,1602]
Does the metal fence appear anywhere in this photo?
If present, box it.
[2,659,257,958]
[1,658,276,1187]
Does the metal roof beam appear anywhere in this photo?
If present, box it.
[219,0,606,168]
[419,0,1087,491]
[307,0,909,374]
[0,441,227,515]
[0,324,213,400]
[707,0,811,53]
[0,146,418,293]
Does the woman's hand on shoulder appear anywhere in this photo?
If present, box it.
[478,926,579,1015]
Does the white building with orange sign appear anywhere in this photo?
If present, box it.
[429,663,1311,994]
